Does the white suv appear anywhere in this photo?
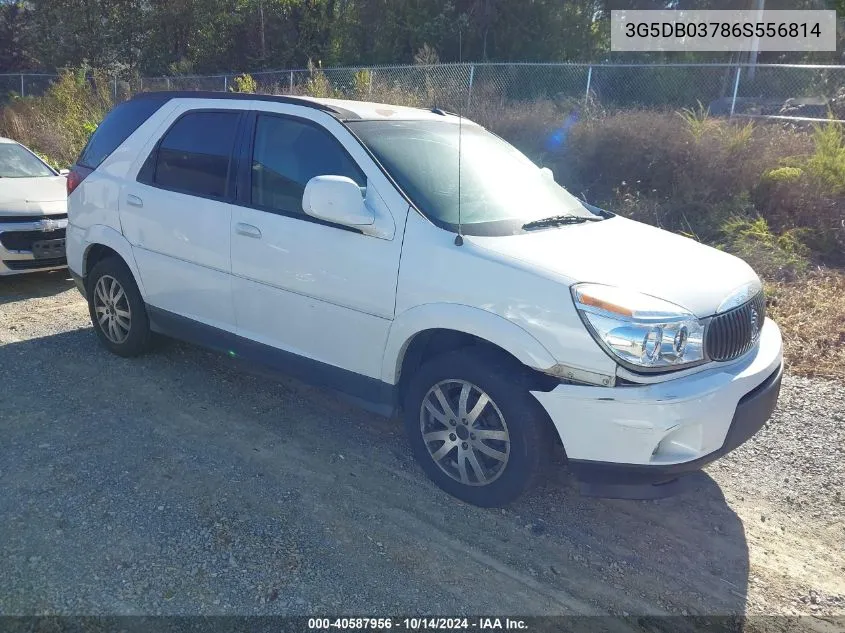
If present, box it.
[66,92,783,506]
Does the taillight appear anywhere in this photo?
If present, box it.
[66,165,92,196]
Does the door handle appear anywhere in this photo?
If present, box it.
[126,194,143,208]
[235,222,262,239]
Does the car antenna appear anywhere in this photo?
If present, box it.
[455,27,464,247]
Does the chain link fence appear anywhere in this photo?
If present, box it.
[4,62,845,122]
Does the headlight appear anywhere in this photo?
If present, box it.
[572,283,705,371]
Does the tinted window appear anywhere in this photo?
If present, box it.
[78,96,167,169]
[251,115,364,215]
[153,111,240,199]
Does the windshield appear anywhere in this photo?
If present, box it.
[0,143,55,178]
[347,119,600,236]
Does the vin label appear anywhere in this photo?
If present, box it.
[611,10,836,52]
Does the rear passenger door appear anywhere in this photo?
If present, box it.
[229,108,407,390]
[121,107,243,332]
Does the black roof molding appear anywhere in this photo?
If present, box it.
[130,91,362,120]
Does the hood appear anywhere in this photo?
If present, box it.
[469,215,759,318]
[0,176,67,216]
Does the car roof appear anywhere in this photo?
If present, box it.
[297,97,470,123]
[0,137,20,144]
[132,91,473,124]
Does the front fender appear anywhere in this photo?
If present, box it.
[79,225,146,298]
[381,303,559,384]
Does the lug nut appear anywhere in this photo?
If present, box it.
[462,442,468,450]
[449,433,457,441]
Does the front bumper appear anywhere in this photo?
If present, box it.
[531,318,783,498]
[0,216,68,275]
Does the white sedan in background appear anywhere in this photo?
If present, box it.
[0,137,68,276]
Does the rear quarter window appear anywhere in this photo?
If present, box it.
[77,97,169,169]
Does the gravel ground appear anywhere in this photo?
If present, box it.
[0,270,843,626]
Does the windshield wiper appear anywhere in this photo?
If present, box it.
[522,214,601,230]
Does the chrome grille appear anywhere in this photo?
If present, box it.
[706,291,766,362]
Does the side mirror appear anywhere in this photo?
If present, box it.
[539,166,555,182]
[59,169,70,176]
[302,175,374,227]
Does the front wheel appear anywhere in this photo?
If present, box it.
[403,348,552,507]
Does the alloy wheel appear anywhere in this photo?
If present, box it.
[93,275,132,344]
[419,379,511,487]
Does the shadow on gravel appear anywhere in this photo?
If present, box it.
[0,329,749,616]
[0,269,73,304]
[518,470,749,616]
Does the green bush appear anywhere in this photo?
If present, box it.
[719,217,810,281]
[353,70,372,99]
[229,73,257,94]
[804,121,845,195]
[761,166,804,184]
[304,60,333,98]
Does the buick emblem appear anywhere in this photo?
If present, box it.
[749,306,760,338]
[38,218,59,232]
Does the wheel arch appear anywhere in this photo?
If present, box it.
[81,226,146,298]
[382,303,559,388]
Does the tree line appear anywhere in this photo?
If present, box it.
[1,0,841,76]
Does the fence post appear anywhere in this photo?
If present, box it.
[20,73,24,97]
[368,69,373,96]
[585,65,593,105]
[224,75,228,92]
[289,70,294,93]
[113,76,118,101]
[730,66,742,118]
[466,64,475,109]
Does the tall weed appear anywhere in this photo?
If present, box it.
[677,101,714,142]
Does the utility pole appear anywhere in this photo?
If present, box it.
[748,0,765,81]
[259,0,266,62]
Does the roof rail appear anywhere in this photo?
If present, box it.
[130,91,360,119]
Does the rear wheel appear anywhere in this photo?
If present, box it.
[87,257,152,357]
[403,348,552,507]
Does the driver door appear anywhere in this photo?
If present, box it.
[229,108,406,396]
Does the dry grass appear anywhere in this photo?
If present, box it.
[767,270,845,380]
[0,70,112,167]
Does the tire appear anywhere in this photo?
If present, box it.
[403,347,553,507]
[86,256,152,358]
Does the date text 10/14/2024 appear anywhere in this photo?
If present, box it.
[308,618,529,630]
